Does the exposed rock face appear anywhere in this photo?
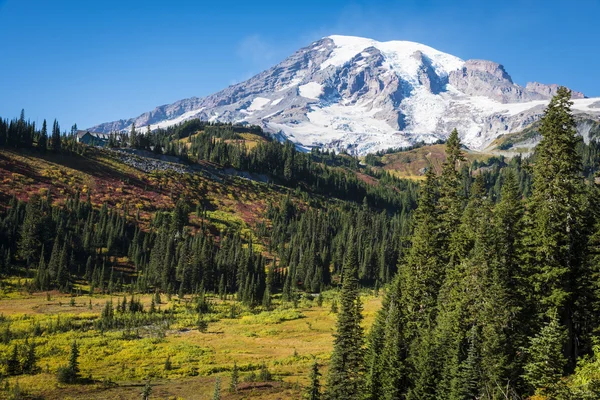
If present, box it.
[449,60,520,103]
[448,60,586,103]
[91,35,599,154]
[525,82,585,100]
[413,50,447,94]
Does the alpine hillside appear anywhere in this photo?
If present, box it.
[91,35,600,154]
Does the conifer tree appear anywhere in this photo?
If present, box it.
[51,119,61,152]
[18,194,43,265]
[399,165,440,334]
[324,240,365,400]
[142,380,152,400]
[526,87,588,366]
[47,236,61,281]
[129,123,137,148]
[380,293,407,400]
[34,246,48,290]
[69,340,80,380]
[39,119,48,153]
[306,359,322,400]
[523,312,568,398]
[213,376,221,400]
[7,344,20,375]
[229,361,239,393]
[438,128,465,261]
[22,339,37,374]
[364,290,388,400]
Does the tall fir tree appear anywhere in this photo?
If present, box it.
[129,123,137,148]
[438,128,466,263]
[523,312,568,398]
[51,119,61,152]
[526,86,589,367]
[18,194,43,265]
[306,359,322,400]
[39,119,48,153]
[324,237,365,400]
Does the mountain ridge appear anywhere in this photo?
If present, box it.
[91,35,600,154]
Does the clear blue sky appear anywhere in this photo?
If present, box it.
[1,0,598,129]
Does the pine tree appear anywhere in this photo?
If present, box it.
[527,87,588,366]
[22,338,37,374]
[129,123,137,148]
[399,165,441,333]
[229,361,239,393]
[39,119,48,153]
[324,240,365,400]
[259,362,272,381]
[47,237,61,281]
[380,293,407,400]
[34,246,48,290]
[213,376,221,400]
[523,312,568,398]
[7,344,20,375]
[18,194,43,265]
[438,128,466,261]
[394,166,441,400]
[69,340,80,380]
[51,119,61,152]
[306,359,322,400]
[141,380,152,400]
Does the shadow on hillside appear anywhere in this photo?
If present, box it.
[0,148,148,192]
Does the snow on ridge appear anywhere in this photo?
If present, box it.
[322,35,465,79]
[135,108,205,131]
[457,96,600,118]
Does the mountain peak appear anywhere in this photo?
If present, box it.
[320,35,464,79]
[90,35,599,154]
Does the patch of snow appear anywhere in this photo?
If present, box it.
[262,110,283,119]
[457,97,548,117]
[271,97,284,106]
[299,82,323,100]
[248,97,271,111]
[135,108,205,131]
[278,76,303,91]
[572,97,600,113]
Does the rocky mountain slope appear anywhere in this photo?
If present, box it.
[91,35,600,155]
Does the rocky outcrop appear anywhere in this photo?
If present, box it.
[525,82,585,100]
[413,51,447,94]
[448,60,586,104]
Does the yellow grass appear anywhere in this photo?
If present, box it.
[0,288,382,399]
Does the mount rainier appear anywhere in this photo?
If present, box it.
[91,35,600,155]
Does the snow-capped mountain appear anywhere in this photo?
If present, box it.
[91,35,600,154]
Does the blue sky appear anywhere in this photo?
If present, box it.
[1,0,598,129]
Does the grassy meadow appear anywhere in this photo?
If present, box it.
[0,283,381,399]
